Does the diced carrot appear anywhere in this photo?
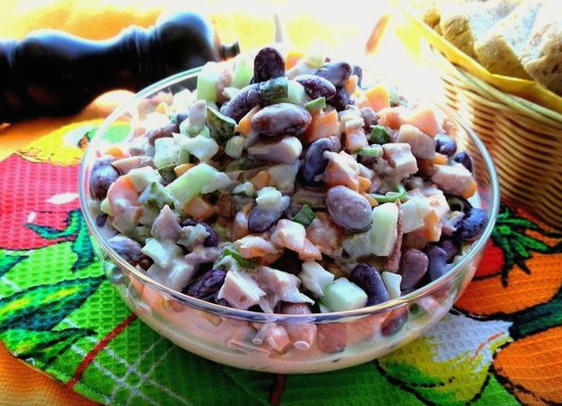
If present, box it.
[358,176,372,193]
[417,159,434,176]
[105,145,127,159]
[250,170,270,189]
[182,196,216,220]
[304,110,339,144]
[285,49,304,70]
[432,153,448,165]
[344,75,358,95]
[402,107,443,137]
[363,193,378,207]
[174,163,195,177]
[235,106,260,136]
[423,210,442,242]
[461,179,478,199]
[377,107,402,129]
[365,84,390,112]
[298,238,323,261]
[155,102,168,114]
[344,126,368,152]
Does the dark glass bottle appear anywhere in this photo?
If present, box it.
[0,12,239,122]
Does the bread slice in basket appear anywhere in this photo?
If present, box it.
[474,1,543,79]
[520,1,562,94]
[439,0,522,58]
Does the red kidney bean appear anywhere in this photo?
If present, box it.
[302,137,338,186]
[145,120,179,145]
[90,156,120,200]
[315,62,352,86]
[327,87,352,111]
[435,134,457,157]
[399,249,428,291]
[350,263,389,306]
[317,323,347,353]
[361,107,378,132]
[252,46,285,83]
[453,151,473,172]
[108,234,152,269]
[381,308,408,337]
[294,74,336,99]
[455,207,487,242]
[251,103,311,137]
[437,239,460,263]
[180,218,219,247]
[426,246,450,281]
[326,186,372,231]
[185,269,226,299]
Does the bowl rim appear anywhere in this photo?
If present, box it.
[79,66,500,323]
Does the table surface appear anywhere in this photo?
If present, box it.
[0,1,561,405]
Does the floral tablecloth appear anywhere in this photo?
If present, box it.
[0,1,561,405]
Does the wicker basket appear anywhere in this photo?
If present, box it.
[431,50,562,228]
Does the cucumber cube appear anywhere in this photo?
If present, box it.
[154,138,179,169]
[299,261,334,297]
[141,238,182,269]
[323,278,368,311]
[304,97,326,112]
[225,135,245,158]
[232,56,253,89]
[179,134,219,162]
[382,272,402,299]
[165,163,219,207]
[128,166,162,192]
[369,203,399,256]
[100,197,112,216]
[196,70,219,103]
[139,181,178,211]
[276,80,306,105]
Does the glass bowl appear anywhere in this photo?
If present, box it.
[79,67,500,374]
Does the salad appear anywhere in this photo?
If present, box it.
[89,45,488,320]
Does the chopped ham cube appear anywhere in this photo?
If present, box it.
[107,175,142,234]
[397,124,436,159]
[236,236,279,258]
[306,212,343,256]
[217,270,266,310]
[259,266,314,305]
[431,163,474,196]
[271,219,307,252]
[324,151,360,191]
[382,143,418,180]
[151,205,181,241]
[299,238,323,261]
[253,323,291,352]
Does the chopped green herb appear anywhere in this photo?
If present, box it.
[371,184,408,203]
[291,204,317,228]
[370,125,390,144]
[304,97,326,112]
[358,145,383,157]
[223,247,257,269]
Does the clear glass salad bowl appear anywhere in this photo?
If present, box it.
[79,67,500,373]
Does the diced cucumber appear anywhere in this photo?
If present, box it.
[255,186,282,210]
[369,203,399,256]
[382,272,402,299]
[232,56,253,89]
[225,135,245,158]
[342,231,371,259]
[165,163,219,207]
[323,278,368,311]
[276,80,306,105]
[179,134,219,162]
[370,125,390,144]
[141,238,182,269]
[291,204,316,228]
[258,77,288,103]
[298,261,334,297]
[207,107,236,140]
[128,166,162,192]
[232,181,256,197]
[100,197,112,216]
[139,181,178,211]
[139,206,159,226]
[157,165,177,184]
[304,97,326,112]
[154,138,179,169]
[371,184,408,203]
[196,70,219,103]
[172,89,195,113]
[358,145,383,157]
[201,171,232,193]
